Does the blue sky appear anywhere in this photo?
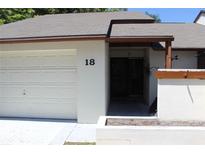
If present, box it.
[128,8,204,23]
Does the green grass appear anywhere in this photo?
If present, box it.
[64,141,96,145]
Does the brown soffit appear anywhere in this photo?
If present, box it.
[155,71,205,79]
[0,35,107,44]
[154,47,205,51]
[107,36,174,43]
[109,42,153,47]
[110,19,155,24]
[0,35,175,44]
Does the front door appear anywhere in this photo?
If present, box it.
[198,51,205,68]
[110,58,144,98]
[128,58,144,97]
[110,58,128,97]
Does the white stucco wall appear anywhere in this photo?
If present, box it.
[158,74,205,121]
[195,13,205,25]
[148,49,197,105]
[97,116,205,145]
[105,43,110,113]
[0,40,108,123]
[0,41,199,123]
[110,47,145,58]
[109,48,197,106]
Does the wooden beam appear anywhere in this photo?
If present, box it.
[109,42,153,47]
[0,35,106,44]
[165,41,172,68]
[153,47,205,51]
[108,36,174,43]
[155,71,205,79]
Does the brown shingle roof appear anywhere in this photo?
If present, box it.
[111,23,205,49]
[1,12,205,49]
[0,12,153,39]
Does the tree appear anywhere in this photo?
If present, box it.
[33,8,126,15]
[0,9,35,25]
[145,12,161,23]
[0,8,126,25]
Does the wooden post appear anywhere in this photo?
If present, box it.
[165,41,172,68]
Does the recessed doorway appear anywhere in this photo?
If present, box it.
[110,58,144,98]
[108,57,149,116]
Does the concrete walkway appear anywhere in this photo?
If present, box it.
[0,118,96,145]
[107,99,150,116]
[65,124,96,144]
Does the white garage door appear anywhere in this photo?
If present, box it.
[0,49,77,119]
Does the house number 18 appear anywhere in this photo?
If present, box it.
[85,59,95,66]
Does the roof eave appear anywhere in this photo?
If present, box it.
[153,47,205,51]
[107,36,174,43]
[0,35,107,44]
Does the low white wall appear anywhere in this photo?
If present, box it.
[96,116,205,145]
[149,49,197,105]
[158,69,205,121]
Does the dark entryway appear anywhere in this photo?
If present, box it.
[198,51,205,69]
[110,58,144,98]
[108,57,149,116]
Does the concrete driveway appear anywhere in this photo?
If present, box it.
[0,118,77,145]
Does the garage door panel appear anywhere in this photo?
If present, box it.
[0,82,77,87]
[0,102,77,119]
[0,70,77,83]
[0,50,77,69]
[0,86,77,98]
[23,55,77,67]
[38,55,76,66]
[0,57,25,68]
[0,97,77,104]
[0,87,24,97]
[27,87,77,98]
[0,49,76,56]
[0,49,77,119]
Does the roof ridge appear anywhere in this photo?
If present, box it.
[159,22,186,24]
[34,11,142,17]
[154,23,202,25]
